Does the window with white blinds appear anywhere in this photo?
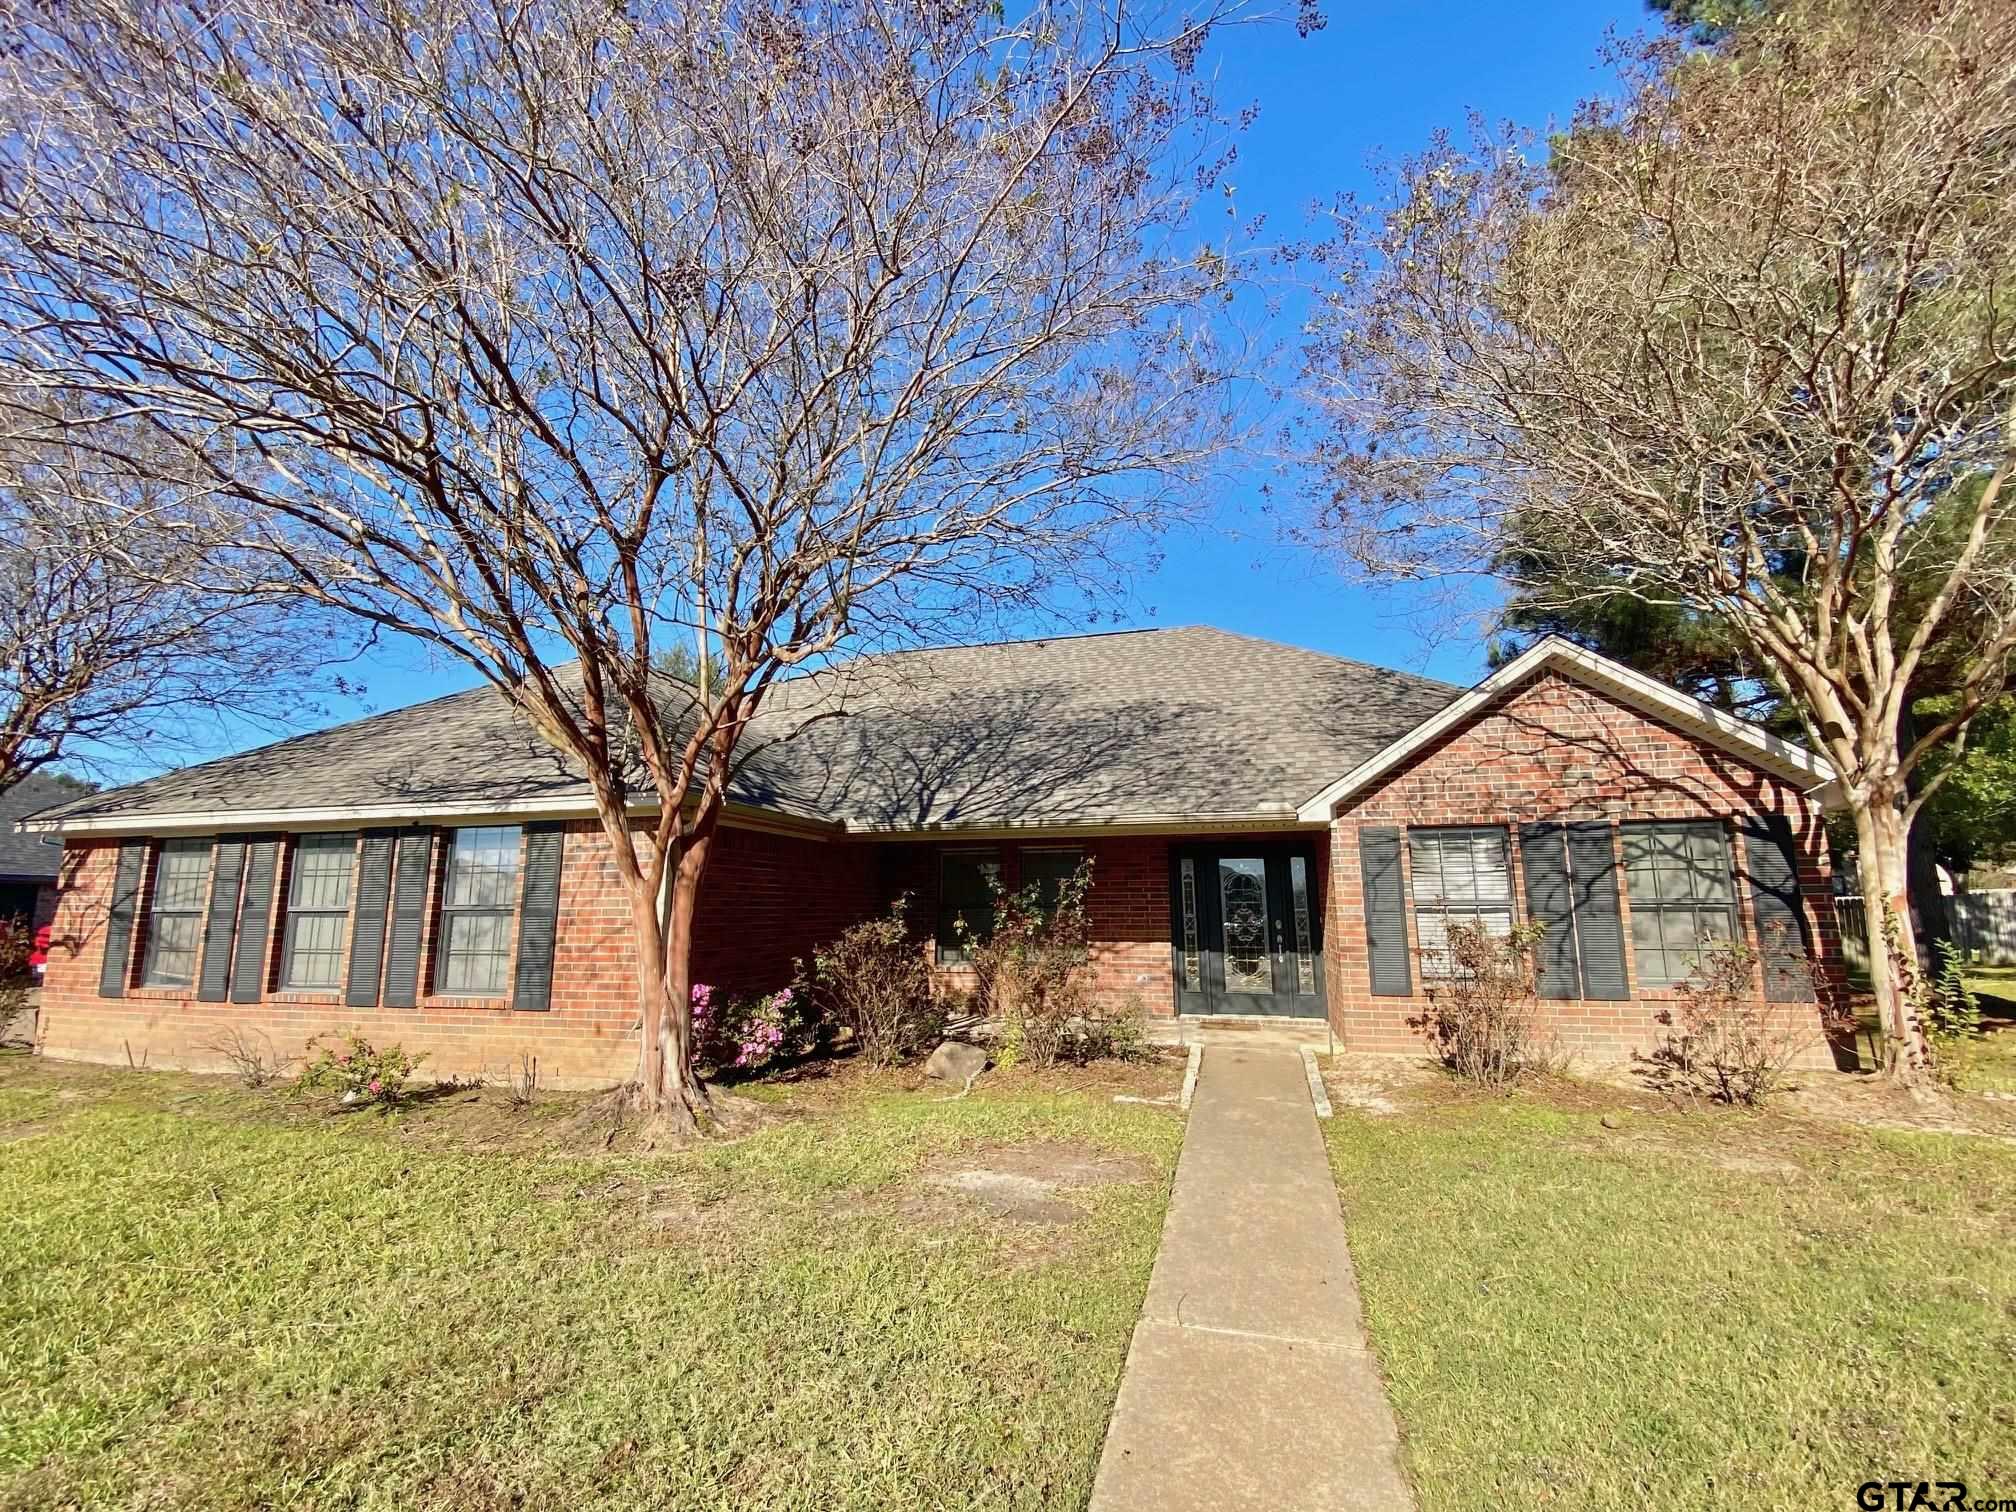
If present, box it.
[1408,827,1514,977]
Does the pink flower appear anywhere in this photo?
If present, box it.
[369,1078,383,1094]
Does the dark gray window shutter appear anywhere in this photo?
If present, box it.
[98,841,148,998]
[344,830,397,1007]
[1741,814,1813,1002]
[382,830,434,1009]
[1359,826,1411,998]
[229,837,281,1003]
[1563,822,1629,1001]
[196,837,247,1002]
[1520,824,1582,1000]
[511,823,565,1012]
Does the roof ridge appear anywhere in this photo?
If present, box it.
[1181,626,1464,692]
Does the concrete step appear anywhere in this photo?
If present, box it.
[1148,1015,1336,1050]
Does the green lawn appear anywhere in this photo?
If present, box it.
[1327,1088,2016,1510]
[0,1055,1182,1511]
[1959,965,2016,1093]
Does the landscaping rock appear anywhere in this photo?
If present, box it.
[925,1039,989,1087]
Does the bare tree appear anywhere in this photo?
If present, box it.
[1302,0,2016,1081]
[0,404,347,793]
[0,0,1249,1128]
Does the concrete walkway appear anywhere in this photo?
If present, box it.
[1088,1043,1414,1511]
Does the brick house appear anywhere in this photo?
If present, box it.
[21,628,1846,1085]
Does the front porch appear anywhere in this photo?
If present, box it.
[870,829,1334,1024]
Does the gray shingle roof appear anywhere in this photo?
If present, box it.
[0,774,75,877]
[20,627,1461,833]
[753,627,1459,827]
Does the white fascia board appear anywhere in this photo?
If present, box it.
[1294,636,1838,823]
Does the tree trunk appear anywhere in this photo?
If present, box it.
[1853,794,1932,1082]
[620,837,712,1134]
[1906,810,1953,957]
[1898,704,1954,957]
[656,833,714,1126]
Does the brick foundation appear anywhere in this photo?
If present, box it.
[1321,672,1843,1068]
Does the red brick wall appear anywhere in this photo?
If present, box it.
[36,817,876,1088]
[689,825,878,995]
[874,836,1176,1011]
[869,831,1323,1017]
[1322,671,1843,1067]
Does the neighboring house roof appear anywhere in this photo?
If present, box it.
[0,773,79,879]
[13,626,1835,839]
[1293,636,1839,821]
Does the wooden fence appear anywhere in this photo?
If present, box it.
[1833,890,2016,972]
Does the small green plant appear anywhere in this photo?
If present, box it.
[1924,939,1983,1087]
[299,1032,425,1111]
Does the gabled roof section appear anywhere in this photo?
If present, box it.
[1293,636,1838,822]
[751,627,1460,830]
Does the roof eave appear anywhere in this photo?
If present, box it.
[1294,637,1838,823]
[19,792,845,841]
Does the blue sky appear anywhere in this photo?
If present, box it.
[1132,0,1647,685]
[173,0,1653,773]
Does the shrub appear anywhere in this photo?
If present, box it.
[0,917,32,1046]
[1411,920,1550,1090]
[1072,991,1155,1065]
[1645,935,1813,1107]
[1924,939,1984,1088]
[504,1051,540,1108]
[801,899,946,1068]
[298,1032,425,1111]
[200,1025,287,1088]
[965,859,1136,1068]
[691,982,819,1074]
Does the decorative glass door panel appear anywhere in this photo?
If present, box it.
[1218,859,1274,994]
[1170,845,1325,1018]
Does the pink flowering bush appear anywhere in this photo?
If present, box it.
[298,1031,425,1111]
[691,983,815,1075]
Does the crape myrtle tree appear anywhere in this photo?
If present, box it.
[1303,0,2016,1081]
[0,403,347,794]
[0,0,1252,1129]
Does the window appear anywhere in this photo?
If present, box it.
[936,849,1000,964]
[1020,848,1085,917]
[1622,821,1737,986]
[1408,827,1513,977]
[282,832,356,990]
[143,838,211,987]
[438,825,521,995]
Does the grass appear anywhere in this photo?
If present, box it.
[1958,965,2016,1093]
[0,1053,1183,1511]
[1326,1085,2016,1510]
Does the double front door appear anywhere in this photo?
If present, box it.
[1170,844,1325,1018]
